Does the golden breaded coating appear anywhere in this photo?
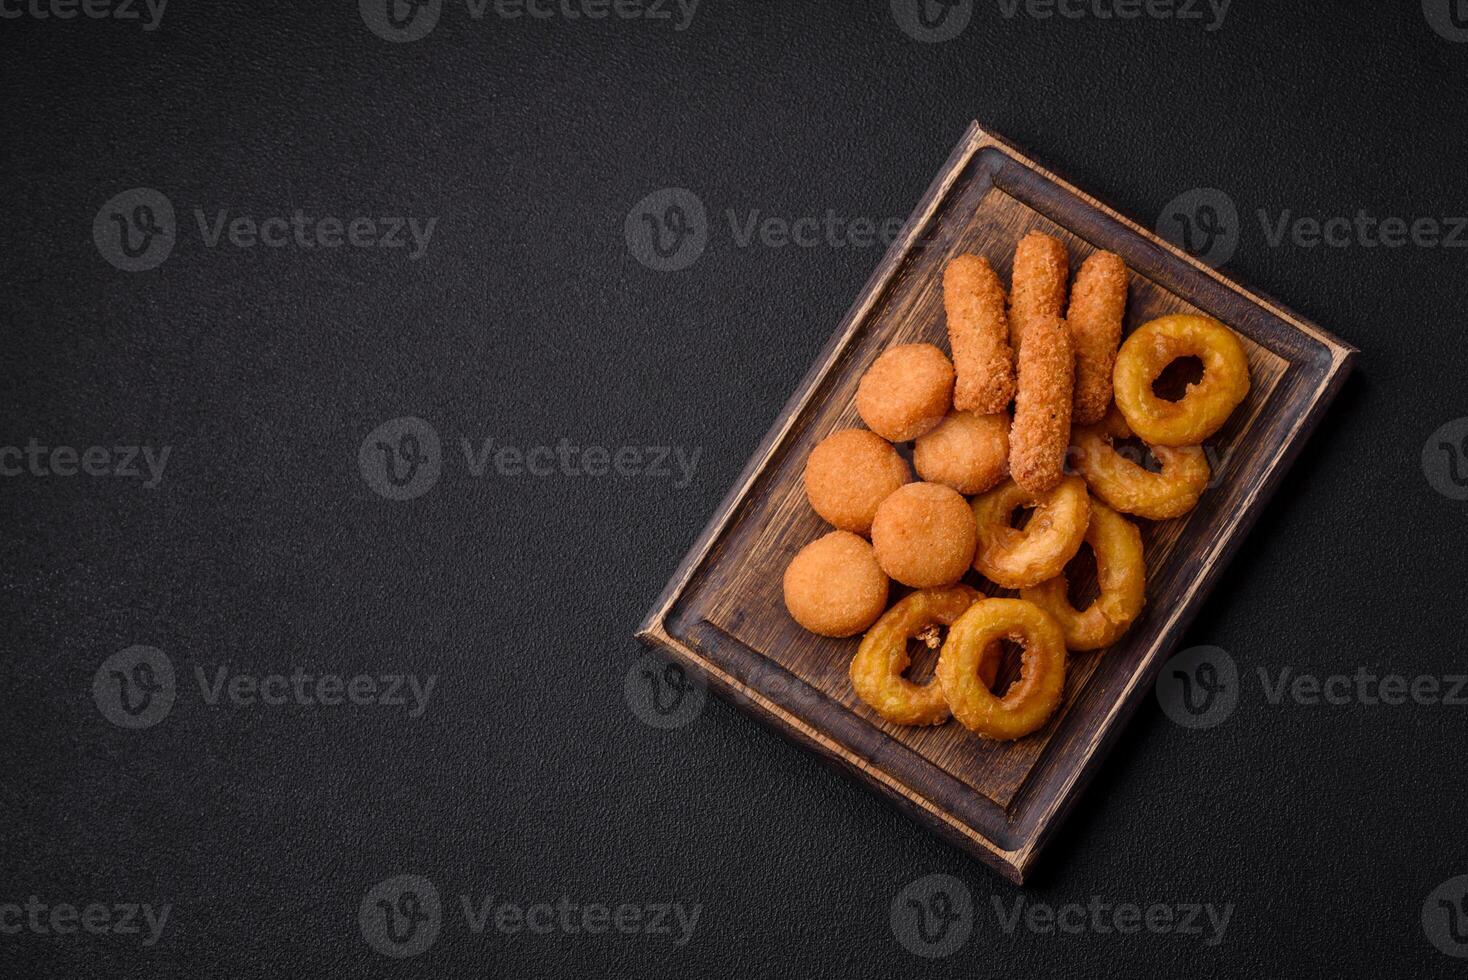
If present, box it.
[1066,251,1128,425]
[1009,231,1069,354]
[913,410,1009,495]
[855,343,955,442]
[783,531,889,637]
[870,482,977,588]
[943,255,1015,414]
[803,428,911,535]
[1009,313,1073,496]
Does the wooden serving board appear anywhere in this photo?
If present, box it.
[637,123,1355,883]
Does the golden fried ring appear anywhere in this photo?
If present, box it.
[936,598,1067,741]
[971,476,1089,589]
[1070,407,1210,520]
[1113,314,1250,446]
[849,586,997,726]
[1022,500,1145,651]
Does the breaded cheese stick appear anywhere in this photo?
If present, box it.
[1009,231,1069,354]
[1009,313,1074,496]
[1066,251,1128,425]
[943,254,1015,414]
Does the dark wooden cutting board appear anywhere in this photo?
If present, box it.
[637,123,1355,883]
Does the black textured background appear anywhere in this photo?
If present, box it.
[4,1,1468,976]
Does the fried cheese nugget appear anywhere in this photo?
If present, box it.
[804,428,911,534]
[856,344,955,442]
[1066,251,1128,425]
[870,482,977,588]
[913,410,1009,495]
[943,255,1015,414]
[1009,313,1074,496]
[1009,231,1069,354]
[783,531,890,638]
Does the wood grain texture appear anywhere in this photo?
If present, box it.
[637,124,1355,883]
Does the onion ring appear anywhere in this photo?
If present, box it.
[971,475,1089,589]
[1022,500,1146,650]
[1113,314,1250,446]
[1069,407,1210,520]
[849,586,997,725]
[936,598,1067,741]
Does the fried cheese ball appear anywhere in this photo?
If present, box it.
[1066,251,1128,425]
[944,254,1015,414]
[1009,231,1069,354]
[1009,313,1074,496]
[855,343,955,442]
[913,410,1009,495]
[804,428,911,534]
[870,482,977,588]
[782,531,889,637]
